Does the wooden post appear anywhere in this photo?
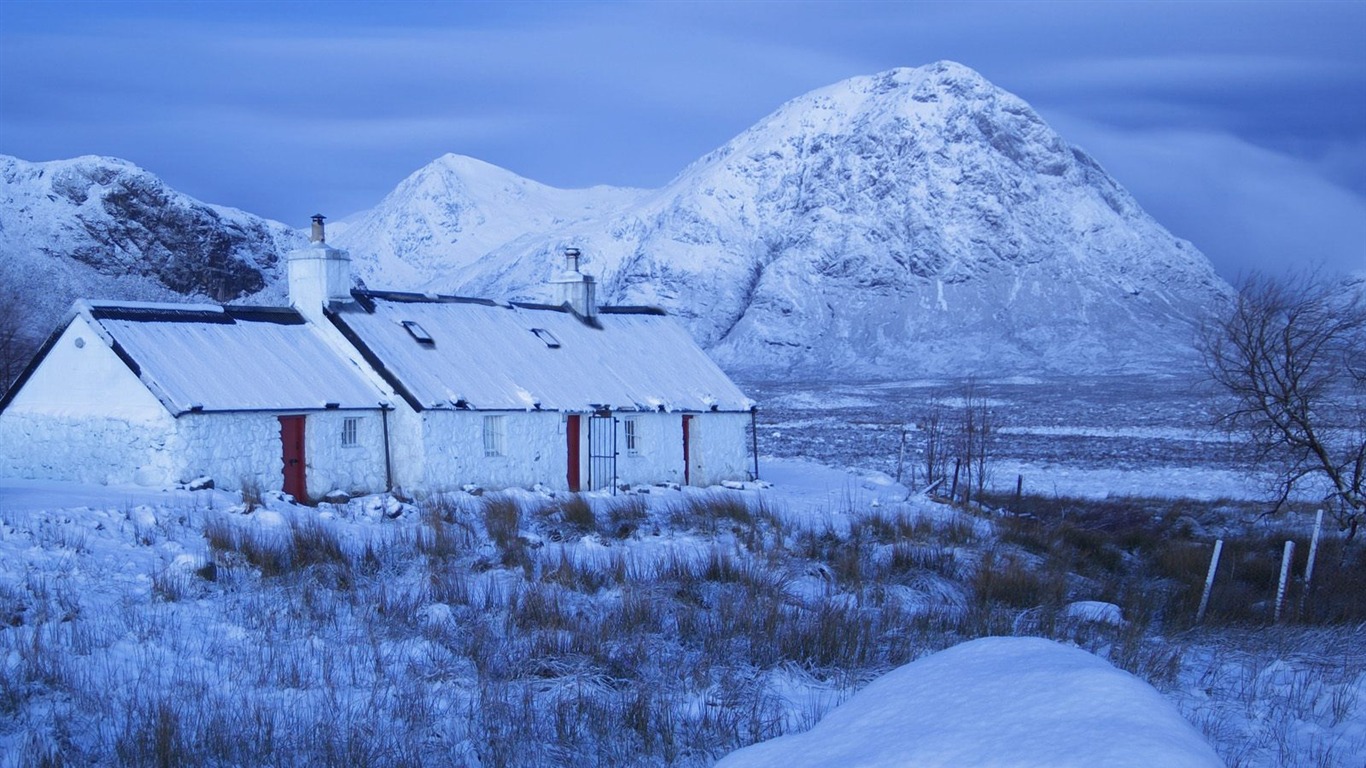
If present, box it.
[1015,474,1023,501]
[950,458,960,503]
[895,425,907,486]
[1300,509,1324,618]
[750,408,760,482]
[1196,539,1223,624]
[1274,540,1295,623]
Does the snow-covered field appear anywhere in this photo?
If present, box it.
[749,375,1261,499]
[2,375,1363,766]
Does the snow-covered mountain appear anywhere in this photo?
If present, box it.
[0,155,300,331]
[2,62,1232,377]
[335,61,1230,376]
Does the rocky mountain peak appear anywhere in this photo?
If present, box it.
[1,154,299,302]
[3,62,1232,378]
[338,61,1229,376]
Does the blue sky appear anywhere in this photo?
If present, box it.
[2,0,1362,277]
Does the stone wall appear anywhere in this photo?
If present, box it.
[688,411,753,486]
[178,409,389,498]
[303,410,389,498]
[0,410,182,486]
[417,409,752,491]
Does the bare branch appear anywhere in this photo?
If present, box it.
[1200,272,1366,539]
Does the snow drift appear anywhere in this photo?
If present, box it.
[715,636,1222,767]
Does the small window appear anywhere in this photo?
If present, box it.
[341,417,360,447]
[531,328,561,348]
[483,415,505,457]
[402,320,434,345]
[624,417,640,456]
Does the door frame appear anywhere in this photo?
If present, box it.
[279,414,308,503]
[566,414,582,492]
[682,414,694,486]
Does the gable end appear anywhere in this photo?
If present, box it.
[0,319,69,414]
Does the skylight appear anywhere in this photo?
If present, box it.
[531,328,561,348]
[401,320,434,345]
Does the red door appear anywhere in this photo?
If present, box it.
[682,414,693,486]
[279,415,307,502]
[566,415,581,491]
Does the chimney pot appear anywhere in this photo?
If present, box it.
[310,214,327,243]
[552,247,596,319]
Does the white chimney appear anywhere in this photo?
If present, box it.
[551,247,597,319]
[288,214,352,321]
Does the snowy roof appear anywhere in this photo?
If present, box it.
[329,291,753,412]
[80,301,386,414]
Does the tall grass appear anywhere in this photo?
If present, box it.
[7,486,1363,767]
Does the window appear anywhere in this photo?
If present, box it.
[341,417,360,447]
[401,320,434,345]
[483,415,505,457]
[624,417,640,456]
[531,328,561,348]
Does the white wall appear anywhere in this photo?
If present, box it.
[0,410,182,486]
[616,411,751,487]
[177,410,388,498]
[0,318,183,485]
[613,412,684,487]
[414,409,752,491]
[688,411,753,486]
[303,410,389,498]
[5,317,168,421]
[386,404,426,492]
[420,411,563,491]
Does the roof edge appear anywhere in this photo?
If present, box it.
[324,307,426,413]
[354,289,501,308]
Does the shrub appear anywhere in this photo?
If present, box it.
[416,500,470,560]
[288,516,347,569]
[973,548,1064,610]
[239,477,263,512]
[482,494,522,552]
[606,496,649,538]
[549,494,597,535]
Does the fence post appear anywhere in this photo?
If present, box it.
[895,425,907,486]
[1196,539,1223,624]
[950,459,960,503]
[1300,509,1324,619]
[1274,540,1295,623]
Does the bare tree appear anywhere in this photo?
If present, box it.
[1200,273,1366,539]
[918,397,949,491]
[955,380,997,504]
[0,284,34,392]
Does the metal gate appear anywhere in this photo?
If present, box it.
[586,413,618,493]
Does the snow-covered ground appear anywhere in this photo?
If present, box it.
[718,636,1223,767]
[2,374,1362,765]
[2,451,1362,765]
[747,375,1282,500]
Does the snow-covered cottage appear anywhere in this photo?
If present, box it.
[0,218,755,500]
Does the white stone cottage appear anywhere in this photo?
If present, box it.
[0,220,755,500]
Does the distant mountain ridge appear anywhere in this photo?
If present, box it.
[1,61,1232,377]
[334,61,1230,376]
[0,154,300,333]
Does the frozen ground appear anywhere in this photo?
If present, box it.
[718,636,1222,767]
[1,373,1363,765]
[746,374,1270,501]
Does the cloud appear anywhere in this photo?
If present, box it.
[1,0,1362,279]
[1052,116,1366,277]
